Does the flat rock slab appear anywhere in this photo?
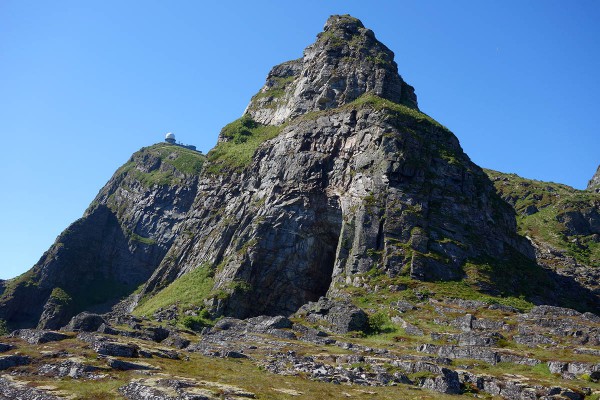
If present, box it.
[11,329,70,344]
[107,358,158,371]
[93,341,139,357]
[38,357,107,379]
[0,354,30,370]
[0,344,13,353]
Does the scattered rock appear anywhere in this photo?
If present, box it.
[0,376,62,400]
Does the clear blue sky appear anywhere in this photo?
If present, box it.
[1,1,599,280]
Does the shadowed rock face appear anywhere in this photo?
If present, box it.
[0,145,203,329]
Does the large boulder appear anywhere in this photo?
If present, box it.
[63,312,106,332]
[296,297,368,334]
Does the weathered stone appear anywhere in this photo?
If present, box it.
[0,354,30,370]
[106,358,158,371]
[93,341,139,358]
[297,297,368,334]
[38,358,106,379]
[588,165,600,191]
[452,314,475,332]
[10,329,69,344]
[161,334,190,350]
[457,332,503,347]
[0,376,62,400]
[62,312,106,332]
[0,343,13,353]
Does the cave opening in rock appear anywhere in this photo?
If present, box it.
[301,196,343,306]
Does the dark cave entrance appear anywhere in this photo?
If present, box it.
[300,195,343,307]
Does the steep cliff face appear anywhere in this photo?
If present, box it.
[0,144,204,329]
[136,15,542,319]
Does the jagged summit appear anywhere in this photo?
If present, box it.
[588,164,600,191]
[244,14,417,126]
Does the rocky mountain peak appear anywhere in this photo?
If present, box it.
[587,164,600,192]
[320,14,366,38]
[243,14,418,127]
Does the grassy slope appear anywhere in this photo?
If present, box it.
[115,143,205,187]
[485,169,600,268]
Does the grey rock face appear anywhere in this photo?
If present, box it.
[0,376,62,400]
[588,165,600,191]
[38,359,106,379]
[62,312,106,332]
[94,341,139,358]
[10,329,69,344]
[133,15,536,320]
[0,344,12,353]
[106,358,157,371]
[245,15,417,126]
[297,297,368,334]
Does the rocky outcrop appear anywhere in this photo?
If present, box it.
[62,312,106,332]
[244,15,417,126]
[0,354,30,370]
[588,165,600,191]
[10,329,69,345]
[0,145,204,329]
[0,376,62,400]
[296,297,368,334]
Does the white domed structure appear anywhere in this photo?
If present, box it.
[165,132,176,144]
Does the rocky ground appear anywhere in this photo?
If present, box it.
[1,298,598,399]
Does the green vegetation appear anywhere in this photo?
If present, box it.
[366,311,394,334]
[206,115,282,174]
[115,144,205,187]
[180,309,213,332]
[486,169,600,268]
[49,287,72,306]
[133,264,215,318]
[250,76,295,102]
[348,94,446,128]
[0,319,8,335]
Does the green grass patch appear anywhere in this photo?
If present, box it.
[206,116,282,174]
[115,144,205,187]
[49,287,72,305]
[133,264,215,318]
[486,169,600,268]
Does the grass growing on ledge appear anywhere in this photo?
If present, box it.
[116,144,205,187]
[133,264,215,318]
[206,115,282,174]
[348,94,448,130]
